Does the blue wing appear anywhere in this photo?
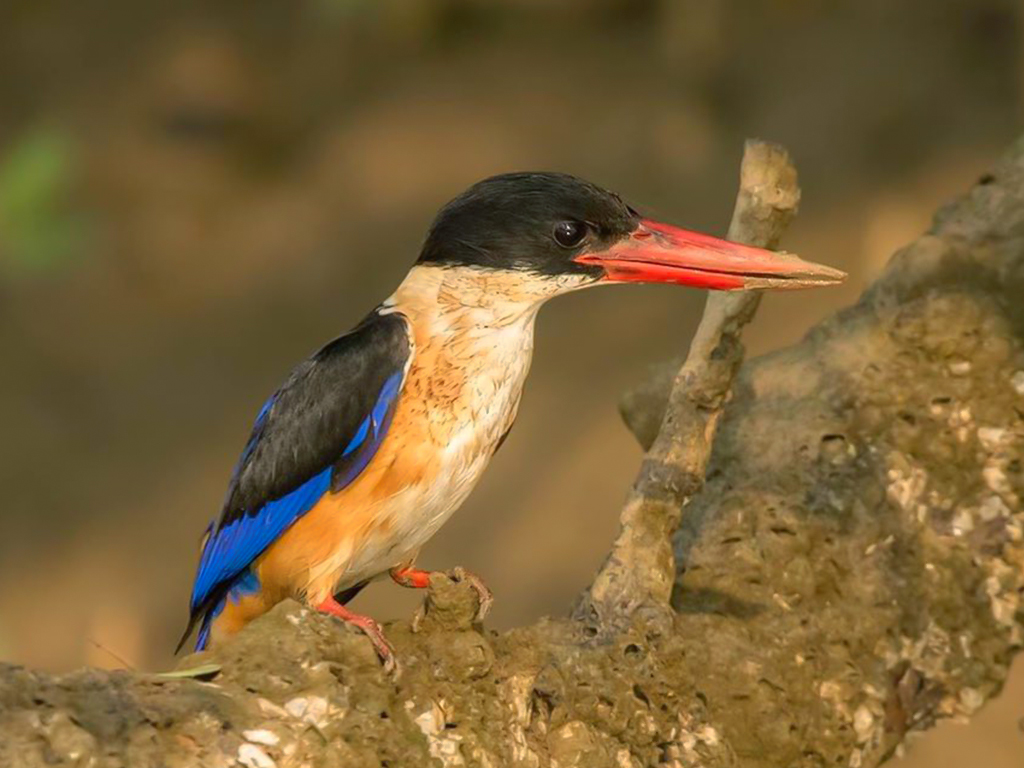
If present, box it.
[180,310,410,649]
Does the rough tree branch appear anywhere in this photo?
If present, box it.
[2,139,1023,768]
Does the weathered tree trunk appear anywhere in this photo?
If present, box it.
[2,138,1022,768]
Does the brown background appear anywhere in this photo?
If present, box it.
[0,1,1020,764]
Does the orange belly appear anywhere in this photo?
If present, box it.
[256,408,443,598]
[206,441,432,644]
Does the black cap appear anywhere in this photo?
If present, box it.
[418,172,640,276]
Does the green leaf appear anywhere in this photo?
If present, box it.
[0,127,86,274]
[154,663,223,680]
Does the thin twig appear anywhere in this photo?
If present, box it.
[86,636,139,671]
[576,140,801,626]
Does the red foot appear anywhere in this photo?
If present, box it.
[390,565,432,589]
[315,597,397,674]
[389,565,494,621]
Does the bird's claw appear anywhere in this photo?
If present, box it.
[315,597,400,677]
[360,621,401,677]
[449,566,493,622]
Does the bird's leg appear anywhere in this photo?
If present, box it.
[389,565,432,589]
[390,564,494,621]
[314,597,397,674]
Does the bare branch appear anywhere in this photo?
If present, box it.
[577,140,802,625]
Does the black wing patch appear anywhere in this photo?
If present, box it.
[186,309,411,621]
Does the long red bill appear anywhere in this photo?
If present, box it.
[574,218,846,290]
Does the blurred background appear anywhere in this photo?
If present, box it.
[0,0,1021,763]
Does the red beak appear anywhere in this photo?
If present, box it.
[574,218,846,290]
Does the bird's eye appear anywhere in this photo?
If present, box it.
[553,220,587,248]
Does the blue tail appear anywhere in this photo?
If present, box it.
[186,569,262,652]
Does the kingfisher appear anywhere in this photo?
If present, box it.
[178,172,844,668]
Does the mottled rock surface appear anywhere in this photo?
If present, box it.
[625,140,1024,766]
[3,141,1024,767]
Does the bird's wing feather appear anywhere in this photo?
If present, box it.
[188,309,411,617]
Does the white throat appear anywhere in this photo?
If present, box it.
[385,263,591,324]
[381,263,594,450]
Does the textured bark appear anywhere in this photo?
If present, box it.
[3,138,1024,768]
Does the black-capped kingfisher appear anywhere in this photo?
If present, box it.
[179,172,844,669]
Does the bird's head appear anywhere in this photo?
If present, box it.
[416,172,844,303]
